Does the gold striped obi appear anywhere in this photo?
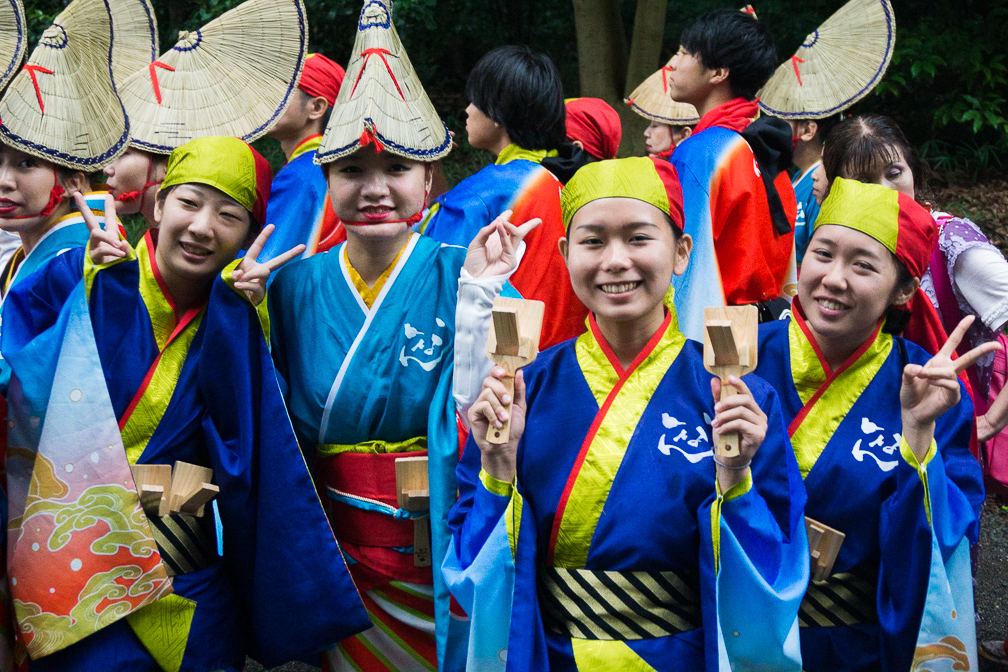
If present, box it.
[799,563,878,628]
[537,566,702,640]
[147,511,218,577]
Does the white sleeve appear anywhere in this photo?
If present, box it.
[453,243,525,426]
[953,246,1008,332]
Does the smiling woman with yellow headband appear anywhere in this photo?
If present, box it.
[0,135,370,671]
[446,156,809,672]
[754,176,988,671]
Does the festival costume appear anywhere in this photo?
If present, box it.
[419,144,587,349]
[260,54,347,266]
[445,158,808,672]
[669,97,797,341]
[755,178,984,671]
[792,161,820,263]
[0,136,370,671]
[276,3,483,669]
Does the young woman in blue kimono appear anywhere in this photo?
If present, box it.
[446,156,810,672]
[754,176,989,671]
[268,2,539,670]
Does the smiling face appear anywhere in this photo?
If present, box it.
[327,148,431,241]
[798,224,917,350]
[643,121,673,155]
[153,183,254,286]
[561,197,691,331]
[0,145,68,233]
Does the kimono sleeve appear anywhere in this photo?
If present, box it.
[877,372,983,671]
[698,378,808,672]
[195,276,370,667]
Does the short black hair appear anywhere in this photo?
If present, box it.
[679,9,778,101]
[465,45,566,151]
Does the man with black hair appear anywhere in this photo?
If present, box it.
[788,115,840,263]
[259,53,346,268]
[664,8,798,341]
[419,45,588,348]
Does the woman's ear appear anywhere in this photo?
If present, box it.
[61,171,88,195]
[892,276,920,307]
[672,233,693,277]
[424,163,434,195]
[152,189,164,225]
[557,236,568,260]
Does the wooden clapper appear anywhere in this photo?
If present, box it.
[395,455,432,567]
[486,296,545,444]
[703,306,759,458]
[805,517,845,581]
[131,461,219,518]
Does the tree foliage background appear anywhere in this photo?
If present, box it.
[23,0,1008,179]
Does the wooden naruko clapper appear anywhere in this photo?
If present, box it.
[130,461,219,518]
[395,455,432,567]
[805,517,845,581]
[703,305,758,458]
[486,296,545,444]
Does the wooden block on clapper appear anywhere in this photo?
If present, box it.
[805,516,845,582]
[486,297,545,444]
[130,464,172,517]
[703,306,758,458]
[396,456,432,567]
[170,461,215,516]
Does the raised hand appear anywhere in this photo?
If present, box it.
[231,224,306,306]
[463,209,541,279]
[901,315,1002,459]
[710,374,767,490]
[77,192,130,265]
[468,366,527,483]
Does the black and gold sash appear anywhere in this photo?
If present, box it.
[799,562,878,628]
[538,567,702,640]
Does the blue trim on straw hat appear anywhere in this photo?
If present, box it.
[2,0,25,84]
[314,116,452,163]
[757,0,894,118]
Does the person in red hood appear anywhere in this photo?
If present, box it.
[664,8,798,341]
[259,53,347,266]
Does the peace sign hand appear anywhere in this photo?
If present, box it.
[231,224,305,306]
[76,192,130,265]
[900,315,1002,459]
[463,209,541,279]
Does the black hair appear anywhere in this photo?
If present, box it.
[822,114,929,201]
[811,114,840,145]
[882,258,915,334]
[465,45,566,151]
[678,9,778,101]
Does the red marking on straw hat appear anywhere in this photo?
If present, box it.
[350,48,406,102]
[23,65,54,114]
[791,56,805,86]
[148,61,176,104]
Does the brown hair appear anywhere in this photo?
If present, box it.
[822,115,929,202]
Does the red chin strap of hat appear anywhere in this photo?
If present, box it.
[4,169,65,220]
[342,187,430,228]
[115,157,161,212]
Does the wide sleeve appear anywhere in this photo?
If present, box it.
[698,381,808,672]
[196,275,370,667]
[877,378,983,671]
[952,246,1008,332]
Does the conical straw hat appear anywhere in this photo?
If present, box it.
[117,0,308,154]
[0,0,129,170]
[757,0,895,119]
[624,60,700,126]
[109,0,158,87]
[316,0,451,164]
[0,0,27,93]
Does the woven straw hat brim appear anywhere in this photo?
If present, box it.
[758,0,895,119]
[316,0,450,164]
[0,0,27,93]
[118,0,307,154]
[0,0,129,171]
[624,60,700,125]
[110,0,158,87]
